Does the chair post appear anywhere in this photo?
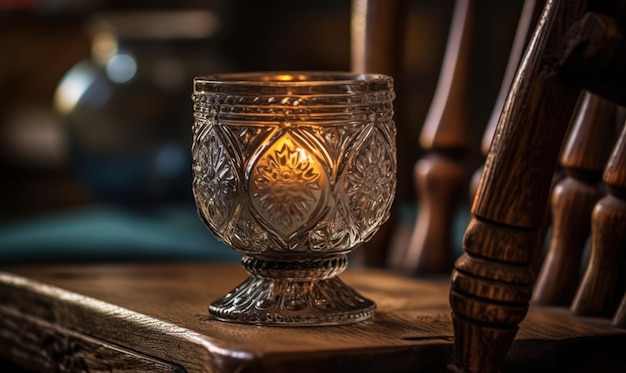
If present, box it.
[449,0,586,372]
[571,119,626,316]
[397,0,475,275]
[533,92,618,306]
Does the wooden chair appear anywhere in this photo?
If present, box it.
[359,0,546,276]
[404,0,547,276]
[354,0,626,372]
[450,1,626,372]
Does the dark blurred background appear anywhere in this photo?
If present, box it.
[0,0,523,264]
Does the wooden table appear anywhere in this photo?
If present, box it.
[1,263,624,372]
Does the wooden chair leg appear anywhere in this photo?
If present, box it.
[533,92,618,306]
[449,1,586,372]
[398,0,475,275]
[571,120,626,317]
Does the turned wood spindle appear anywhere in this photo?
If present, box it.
[400,0,475,275]
[532,92,618,306]
[449,0,586,372]
[571,120,626,317]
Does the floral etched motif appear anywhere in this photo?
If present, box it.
[250,135,327,239]
[345,130,396,238]
[193,127,238,233]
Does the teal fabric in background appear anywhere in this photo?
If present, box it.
[0,204,468,265]
[0,205,240,264]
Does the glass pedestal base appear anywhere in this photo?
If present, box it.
[209,255,376,325]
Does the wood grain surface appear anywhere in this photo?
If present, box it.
[1,263,625,372]
[450,0,586,371]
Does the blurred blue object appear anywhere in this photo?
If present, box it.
[0,205,240,264]
[54,10,231,207]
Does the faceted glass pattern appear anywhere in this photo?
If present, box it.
[192,72,396,325]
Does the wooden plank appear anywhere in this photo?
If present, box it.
[0,305,183,372]
[0,263,624,372]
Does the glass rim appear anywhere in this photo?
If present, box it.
[193,71,393,86]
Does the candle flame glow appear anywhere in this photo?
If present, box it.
[250,135,326,236]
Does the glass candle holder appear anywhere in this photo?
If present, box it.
[192,72,396,325]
